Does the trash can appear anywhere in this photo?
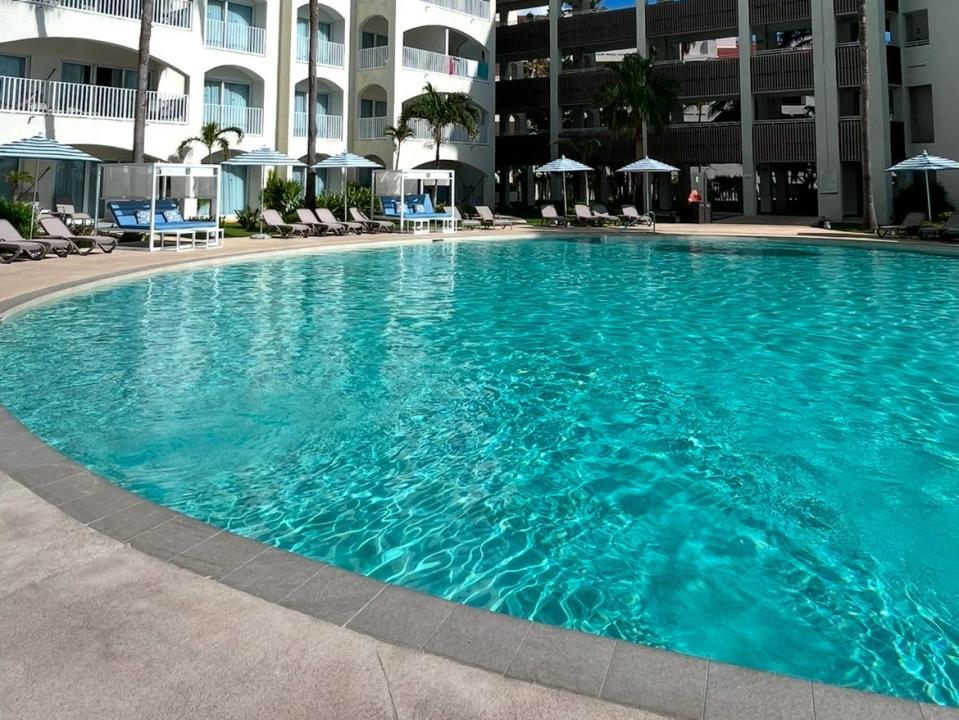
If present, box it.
[687,201,712,224]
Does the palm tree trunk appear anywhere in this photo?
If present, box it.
[305,0,319,210]
[859,0,877,229]
[132,0,154,163]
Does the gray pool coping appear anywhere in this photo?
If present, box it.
[1,241,958,720]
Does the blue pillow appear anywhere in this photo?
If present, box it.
[162,209,183,223]
[135,210,151,225]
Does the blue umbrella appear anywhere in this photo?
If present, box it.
[313,151,383,221]
[0,135,100,240]
[617,156,680,214]
[887,150,959,221]
[535,155,593,218]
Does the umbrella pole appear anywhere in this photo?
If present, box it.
[563,171,567,219]
[926,170,933,222]
[343,167,348,222]
[30,157,40,241]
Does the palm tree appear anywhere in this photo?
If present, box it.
[399,82,482,170]
[596,54,678,160]
[305,0,319,210]
[384,123,414,169]
[132,0,154,162]
[858,0,877,230]
[177,122,245,163]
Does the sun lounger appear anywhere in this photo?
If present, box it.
[918,213,959,242]
[262,209,311,238]
[54,197,95,232]
[295,208,342,236]
[0,219,75,258]
[620,204,655,230]
[0,238,46,263]
[574,204,604,226]
[591,204,622,226]
[39,216,118,254]
[451,207,481,230]
[876,212,924,238]
[350,207,394,233]
[540,204,568,227]
[316,207,364,234]
[476,206,512,229]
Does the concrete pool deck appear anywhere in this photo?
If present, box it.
[2,227,958,720]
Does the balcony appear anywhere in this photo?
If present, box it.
[0,75,189,123]
[495,133,549,166]
[559,68,616,106]
[645,0,737,39]
[559,8,636,53]
[558,128,633,165]
[839,116,861,162]
[836,43,860,89]
[203,104,263,136]
[402,47,489,81]
[296,36,346,68]
[409,118,490,145]
[422,0,490,20]
[358,46,390,71]
[357,116,388,140]
[292,113,343,139]
[496,77,548,113]
[647,122,742,164]
[205,20,266,56]
[653,58,740,100]
[14,0,193,29]
[834,0,858,14]
[753,119,816,163]
[751,48,814,94]
[886,45,902,86]
[496,20,549,62]
[750,0,810,25]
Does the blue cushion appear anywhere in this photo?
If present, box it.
[162,209,183,223]
[135,210,151,225]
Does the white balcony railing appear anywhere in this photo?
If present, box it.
[15,0,193,29]
[293,112,343,139]
[0,75,189,123]
[402,46,490,80]
[295,36,346,67]
[358,46,390,70]
[422,0,490,19]
[203,103,263,135]
[205,20,267,56]
[409,118,489,145]
[357,116,387,140]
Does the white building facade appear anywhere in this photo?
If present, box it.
[0,0,495,214]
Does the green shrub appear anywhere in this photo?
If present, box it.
[315,183,372,218]
[0,197,36,237]
[263,170,303,214]
[235,206,261,231]
[894,177,954,221]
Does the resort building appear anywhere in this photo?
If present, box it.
[0,0,495,214]
[495,0,958,223]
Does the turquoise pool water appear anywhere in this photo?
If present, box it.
[1,237,958,704]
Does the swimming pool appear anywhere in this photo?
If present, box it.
[1,237,958,705]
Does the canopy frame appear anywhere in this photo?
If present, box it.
[373,168,457,233]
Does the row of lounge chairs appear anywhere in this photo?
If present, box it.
[877,212,959,241]
[540,203,655,229]
[261,208,394,238]
[0,218,117,264]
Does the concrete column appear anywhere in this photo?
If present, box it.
[737,0,757,215]
[549,0,562,196]
[812,0,842,220]
[865,0,893,223]
[759,168,774,213]
[637,0,649,154]
[275,0,294,157]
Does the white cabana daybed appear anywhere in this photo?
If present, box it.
[94,163,223,252]
[373,168,457,234]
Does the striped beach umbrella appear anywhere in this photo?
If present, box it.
[887,150,959,221]
[313,152,383,221]
[0,135,101,239]
[534,156,594,218]
[617,156,680,214]
[224,148,305,238]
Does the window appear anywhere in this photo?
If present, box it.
[361,32,388,50]
[905,10,929,47]
[909,85,934,142]
[294,91,330,115]
[360,99,387,118]
[0,54,26,78]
